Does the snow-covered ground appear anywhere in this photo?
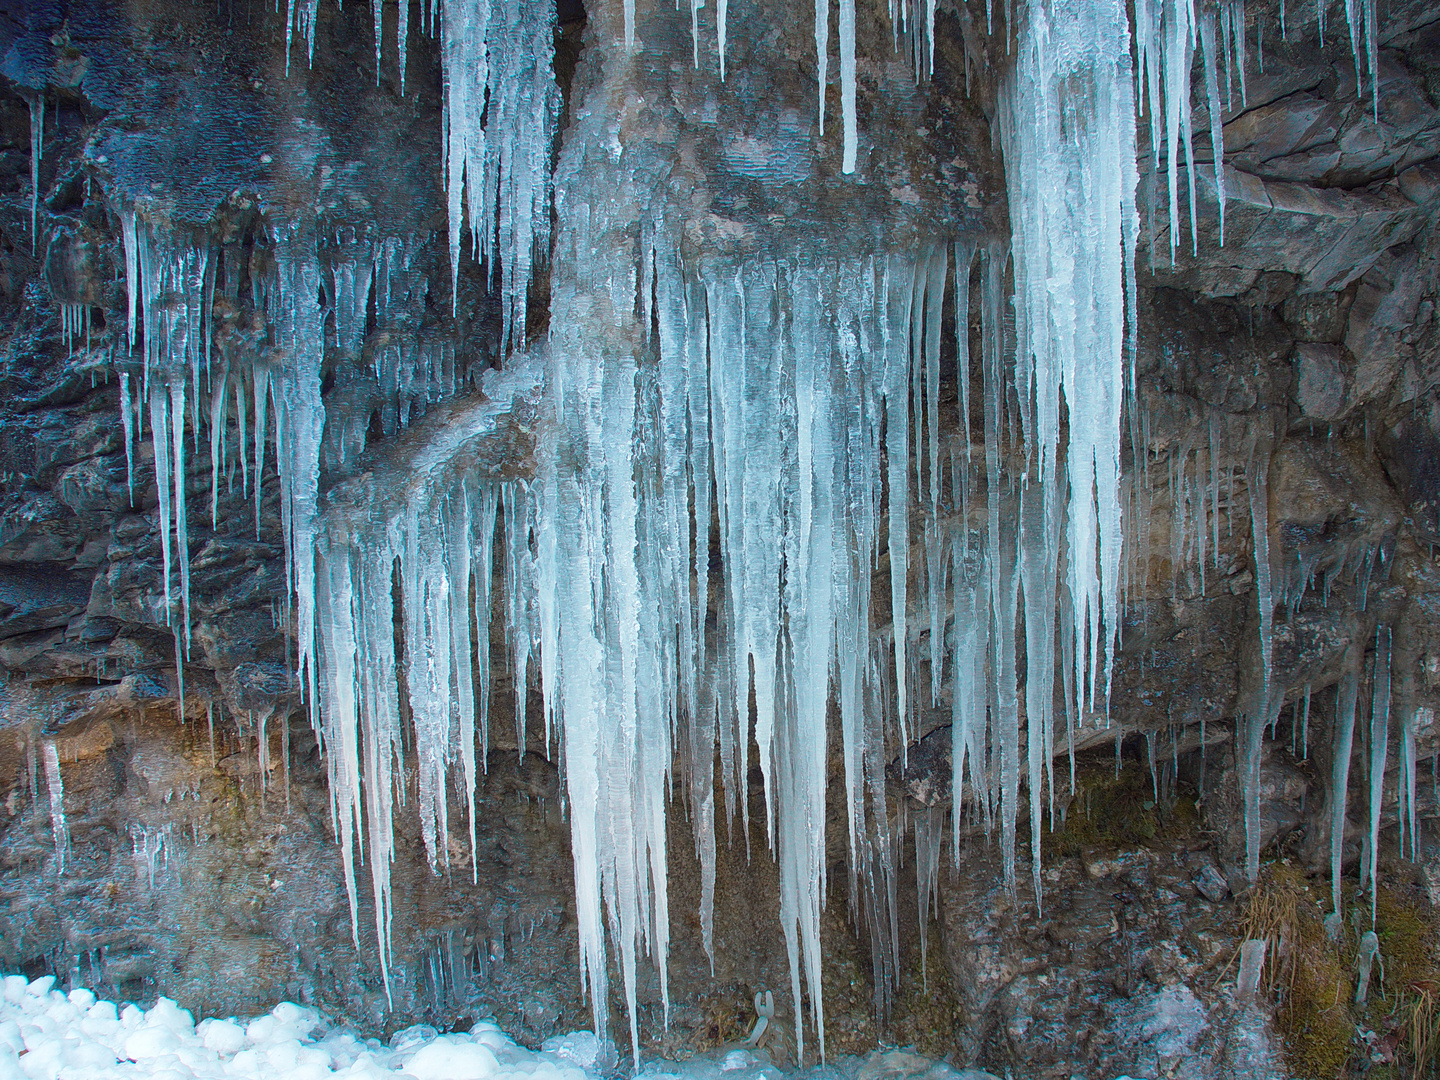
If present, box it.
[1,973,612,1080]
[0,973,999,1080]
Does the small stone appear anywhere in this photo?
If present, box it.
[1192,864,1229,903]
[1082,847,1125,880]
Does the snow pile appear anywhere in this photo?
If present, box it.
[1,975,1003,1080]
[0,974,597,1080]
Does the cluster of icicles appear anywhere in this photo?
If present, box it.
[41,0,1402,1065]
[96,1,1142,1061]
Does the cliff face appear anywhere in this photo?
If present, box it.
[1,0,1440,1075]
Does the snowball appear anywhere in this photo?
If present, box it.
[402,1035,500,1080]
[145,997,195,1035]
[272,1000,323,1039]
[199,1017,247,1056]
[124,1022,183,1060]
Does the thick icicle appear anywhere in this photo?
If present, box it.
[1330,651,1361,917]
[840,0,857,172]
[1400,704,1421,861]
[1365,625,1390,920]
[1242,435,1274,882]
[28,92,42,255]
[1199,11,1227,244]
[43,740,67,873]
[816,0,830,134]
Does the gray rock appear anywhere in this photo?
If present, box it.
[1293,343,1346,420]
[1192,865,1230,903]
[1345,246,1425,410]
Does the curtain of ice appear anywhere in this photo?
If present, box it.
[440,0,560,351]
[998,0,1138,894]
[315,469,527,1001]
[537,240,948,1061]
[117,212,215,664]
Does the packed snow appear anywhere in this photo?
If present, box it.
[0,975,1006,1080]
[0,974,609,1080]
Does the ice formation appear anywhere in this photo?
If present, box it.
[1330,648,1361,917]
[42,740,67,874]
[27,92,43,255]
[438,0,560,349]
[999,0,1138,892]
[1363,625,1391,920]
[539,249,900,1060]
[102,0,1421,1056]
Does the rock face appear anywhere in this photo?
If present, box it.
[0,0,1439,1076]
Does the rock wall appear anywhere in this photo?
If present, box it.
[0,0,1439,1076]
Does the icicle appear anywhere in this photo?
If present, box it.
[28,92,43,255]
[1242,435,1274,882]
[1331,654,1361,917]
[1366,625,1390,921]
[840,0,856,173]
[372,0,385,85]
[914,806,943,993]
[1230,0,1247,108]
[1400,704,1419,861]
[816,0,829,135]
[718,0,729,79]
[43,740,67,873]
[1199,11,1227,245]
[119,371,136,505]
[398,0,410,94]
